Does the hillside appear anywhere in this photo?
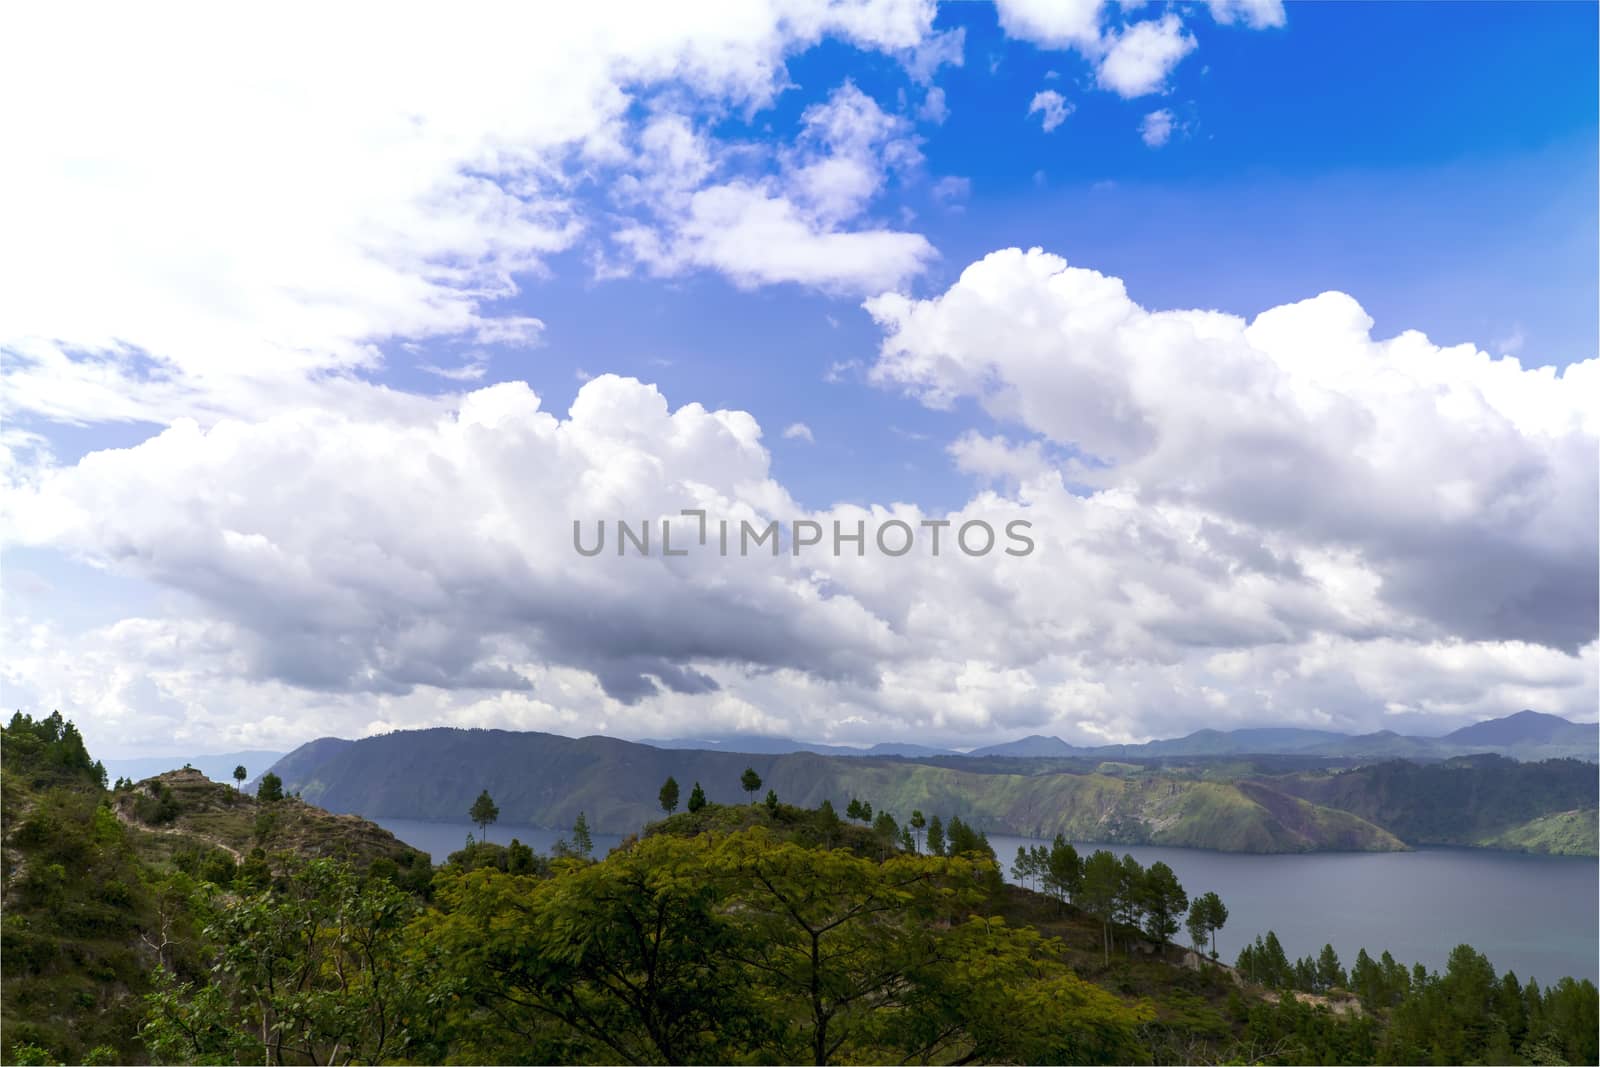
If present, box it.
[1264,756,1599,855]
[269,728,1406,852]
[0,713,427,1063]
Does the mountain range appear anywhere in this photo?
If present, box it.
[641,711,1598,763]
[262,711,1598,856]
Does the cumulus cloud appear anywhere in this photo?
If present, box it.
[8,356,1596,754]
[865,247,1600,654]
[1028,90,1074,132]
[1097,15,1197,97]
[1140,108,1177,147]
[0,2,942,426]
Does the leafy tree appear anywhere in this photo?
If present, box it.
[571,811,593,857]
[255,772,284,803]
[1139,860,1187,948]
[232,764,247,791]
[740,767,762,802]
[908,809,925,853]
[764,788,779,813]
[845,797,863,821]
[925,814,945,857]
[141,859,421,1066]
[687,781,708,813]
[659,775,680,815]
[469,789,499,839]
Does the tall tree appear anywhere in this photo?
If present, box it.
[739,767,762,803]
[925,815,945,857]
[659,775,680,815]
[470,789,499,840]
[687,781,708,813]
[908,810,925,853]
[1186,891,1229,960]
[1079,850,1122,964]
[571,811,593,857]
[232,764,247,792]
[1044,835,1081,906]
[1138,861,1187,948]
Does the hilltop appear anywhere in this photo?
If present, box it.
[0,713,427,1063]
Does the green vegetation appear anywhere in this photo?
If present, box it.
[1478,808,1599,855]
[1269,756,1599,855]
[5,712,1597,1065]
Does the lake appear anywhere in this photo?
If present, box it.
[377,817,1596,987]
[990,834,1597,987]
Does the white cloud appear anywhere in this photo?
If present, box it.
[1028,90,1074,132]
[610,83,936,294]
[866,247,1600,654]
[995,0,1106,50]
[783,422,816,443]
[0,2,942,426]
[1140,108,1176,147]
[1097,15,1197,97]
[918,86,949,124]
[8,360,1595,755]
[1206,0,1286,29]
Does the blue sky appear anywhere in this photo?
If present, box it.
[2,1,1596,757]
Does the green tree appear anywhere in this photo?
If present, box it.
[764,788,779,813]
[925,814,945,857]
[232,764,247,791]
[571,811,593,857]
[1138,861,1187,948]
[908,809,925,853]
[469,789,499,840]
[1186,890,1229,960]
[1079,849,1122,963]
[141,859,421,1066]
[1043,835,1081,906]
[1317,942,1348,991]
[255,772,284,803]
[687,781,708,813]
[740,767,762,802]
[845,797,863,821]
[659,775,680,815]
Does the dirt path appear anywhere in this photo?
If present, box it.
[113,807,244,862]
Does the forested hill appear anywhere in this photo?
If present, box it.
[267,727,1592,854]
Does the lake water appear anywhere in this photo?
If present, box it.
[377,817,1596,987]
[990,834,1598,987]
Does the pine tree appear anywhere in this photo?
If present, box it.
[571,811,593,857]
[470,790,500,840]
[687,782,707,813]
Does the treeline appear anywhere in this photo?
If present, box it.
[1234,933,1598,1065]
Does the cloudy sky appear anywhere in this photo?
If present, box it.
[2,1,1595,758]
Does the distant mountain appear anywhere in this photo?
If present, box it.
[972,712,1597,764]
[1444,710,1595,747]
[967,734,1083,758]
[268,727,1540,854]
[635,734,954,758]
[102,749,284,786]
